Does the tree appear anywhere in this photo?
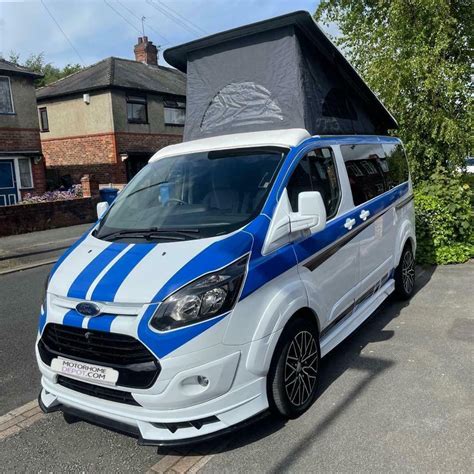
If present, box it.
[315,0,473,182]
[1,52,82,88]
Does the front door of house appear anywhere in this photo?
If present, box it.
[0,159,18,206]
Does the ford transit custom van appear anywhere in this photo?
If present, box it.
[37,129,416,445]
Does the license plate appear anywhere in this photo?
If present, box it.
[51,357,119,385]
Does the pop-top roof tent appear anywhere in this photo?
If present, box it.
[164,11,397,142]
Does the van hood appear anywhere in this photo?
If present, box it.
[48,230,253,305]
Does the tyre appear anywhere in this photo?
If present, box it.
[394,243,415,300]
[267,317,320,419]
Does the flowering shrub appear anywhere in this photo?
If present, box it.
[22,184,83,204]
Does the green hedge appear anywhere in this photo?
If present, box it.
[414,169,474,265]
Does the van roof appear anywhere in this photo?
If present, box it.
[150,130,402,161]
[149,129,312,161]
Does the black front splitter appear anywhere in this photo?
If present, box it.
[38,391,269,447]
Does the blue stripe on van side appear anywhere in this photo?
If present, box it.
[87,314,116,332]
[62,309,85,329]
[67,243,127,300]
[90,244,155,302]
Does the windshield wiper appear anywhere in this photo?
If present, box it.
[99,227,201,241]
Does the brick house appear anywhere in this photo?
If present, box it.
[0,59,46,205]
[36,37,186,186]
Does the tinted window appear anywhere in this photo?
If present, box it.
[341,144,387,206]
[381,143,409,189]
[287,156,312,212]
[287,148,340,218]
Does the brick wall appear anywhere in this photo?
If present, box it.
[0,127,41,151]
[42,131,183,185]
[115,131,182,154]
[0,197,98,237]
[41,132,126,184]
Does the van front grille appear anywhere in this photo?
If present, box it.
[38,323,160,389]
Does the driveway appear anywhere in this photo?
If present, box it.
[0,262,472,472]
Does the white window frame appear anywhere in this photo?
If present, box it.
[15,157,34,189]
[0,76,15,115]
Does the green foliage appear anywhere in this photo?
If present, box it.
[414,168,473,264]
[1,51,82,88]
[315,0,473,183]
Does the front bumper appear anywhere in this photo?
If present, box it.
[36,342,269,445]
[38,390,269,447]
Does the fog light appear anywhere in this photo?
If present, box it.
[197,375,209,387]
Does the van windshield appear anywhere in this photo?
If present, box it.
[94,148,286,242]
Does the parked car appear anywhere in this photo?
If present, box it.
[36,129,416,445]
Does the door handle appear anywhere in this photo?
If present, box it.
[359,209,370,221]
[344,218,356,230]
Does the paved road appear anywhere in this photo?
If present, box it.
[0,262,472,472]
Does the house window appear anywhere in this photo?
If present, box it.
[18,158,33,188]
[127,95,148,124]
[39,107,49,132]
[164,100,185,126]
[0,76,14,114]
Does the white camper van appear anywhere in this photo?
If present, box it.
[36,12,416,446]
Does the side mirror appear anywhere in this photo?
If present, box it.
[96,201,109,219]
[289,191,326,233]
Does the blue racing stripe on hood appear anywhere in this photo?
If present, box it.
[67,243,127,300]
[91,244,155,302]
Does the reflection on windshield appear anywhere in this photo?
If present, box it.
[95,148,286,241]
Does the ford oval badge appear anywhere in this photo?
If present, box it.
[76,302,101,317]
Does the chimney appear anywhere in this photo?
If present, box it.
[134,36,158,66]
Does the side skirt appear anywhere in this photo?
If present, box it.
[319,278,395,358]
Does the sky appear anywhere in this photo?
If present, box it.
[0,0,333,69]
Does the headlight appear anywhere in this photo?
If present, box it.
[150,256,248,331]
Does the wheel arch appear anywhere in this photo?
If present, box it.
[246,305,321,377]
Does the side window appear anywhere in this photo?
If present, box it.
[286,155,312,212]
[381,143,409,189]
[341,144,386,206]
[286,148,340,219]
[307,148,340,219]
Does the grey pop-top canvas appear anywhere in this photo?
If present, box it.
[164,11,397,141]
